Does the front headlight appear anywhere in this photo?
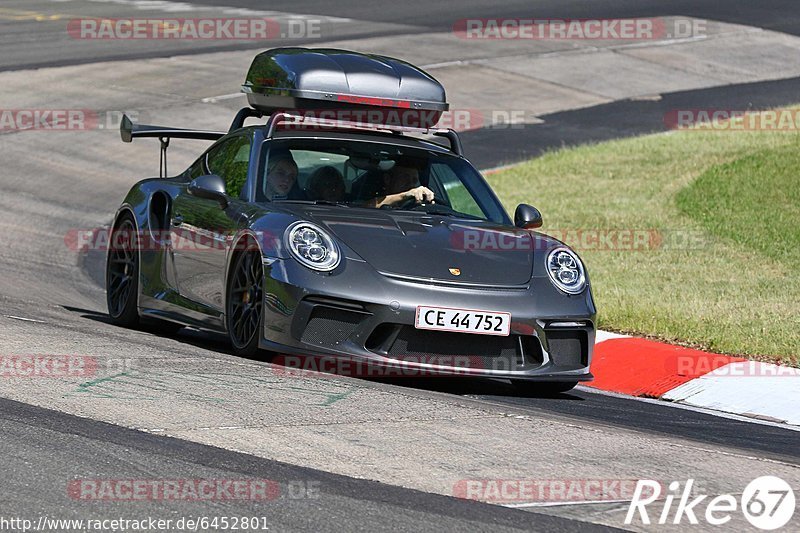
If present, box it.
[546,247,586,294]
[286,222,340,272]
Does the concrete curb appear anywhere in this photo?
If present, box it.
[590,331,800,426]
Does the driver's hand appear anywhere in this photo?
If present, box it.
[404,186,435,203]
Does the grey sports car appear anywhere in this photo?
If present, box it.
[106,48,596,393]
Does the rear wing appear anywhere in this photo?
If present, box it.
[119,114,225,177]
[119,114,225,143]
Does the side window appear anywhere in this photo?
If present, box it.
[206,134,252,199]
[429,163,486,219]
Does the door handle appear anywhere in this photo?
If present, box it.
[171,214,184,226]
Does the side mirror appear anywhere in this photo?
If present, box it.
[514,204,543,229]
[189,174,228,208]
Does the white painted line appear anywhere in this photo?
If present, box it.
[201,93,244,103]
[422,60,467,70]
[502,498,639,508]
[595,330,629,344]
[610,34,711,50]
[3,315,47,323]
[628,94,663,102]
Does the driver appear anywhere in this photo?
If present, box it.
[366,160,434,208]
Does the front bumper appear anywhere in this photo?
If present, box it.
[259,257,596,381]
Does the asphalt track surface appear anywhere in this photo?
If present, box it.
[1,397,614,532]
[184,0,800,36]
[4,0,800,71]
[2,1,800,531]
[5,1,800,167]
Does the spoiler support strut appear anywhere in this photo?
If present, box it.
[159,137,170,178]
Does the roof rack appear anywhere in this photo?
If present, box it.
[262,112,463,156]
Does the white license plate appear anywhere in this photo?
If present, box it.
[414,306,511,336]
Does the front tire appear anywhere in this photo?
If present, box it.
[106,213,140,328]
[226,248,264,357]
[511,380,578,396]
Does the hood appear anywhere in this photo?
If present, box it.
[286,205,535,286]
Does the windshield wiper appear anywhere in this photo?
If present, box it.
[278,199,350,207]
[421,209,480,219]
[391,204,479,219]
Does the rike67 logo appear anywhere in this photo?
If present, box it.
[626,476,796,530]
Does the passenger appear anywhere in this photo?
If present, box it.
[365,160,434,208]
[307,165,346,202]
[265,149,303,200]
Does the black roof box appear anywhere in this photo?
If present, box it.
[242,48,449,128]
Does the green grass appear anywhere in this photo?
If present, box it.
[487,110,800,363]
[676,146,800,266]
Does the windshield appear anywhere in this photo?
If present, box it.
[257,138,508,223]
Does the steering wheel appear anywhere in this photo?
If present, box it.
[394,197,427,210]
[392,194,447,210]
